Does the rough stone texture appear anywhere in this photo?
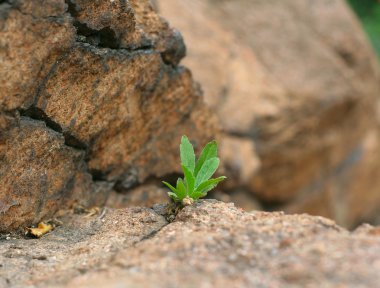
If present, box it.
[105,184,168,209]
[0,115,99,231]
[157,0,380,227]
[0,206,167,287]
[0,0,218,232]
[1,200,380,287]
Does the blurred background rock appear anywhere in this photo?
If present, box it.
[156,0,380,228]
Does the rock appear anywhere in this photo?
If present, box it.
[105,184,169,208]
[0,0,217,232]
[0,115,102,232]
[1,200,380,287]
[0,205,167,287]
[209,189,262,212]
[157,0,380,226]
[219,135,260,189]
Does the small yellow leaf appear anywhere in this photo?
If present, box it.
[27,222,53,238]
[84,207,101,217]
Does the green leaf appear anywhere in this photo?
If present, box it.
[189,190,206,200]
[194,140,217,177]
[176,178,187,200]
[196,176,226,193]
[195,157,220,188]
[162,136,226,203]
[162,181,178,194]
[189,176,226,199]
[182,164,195,195]
[200,184,217,195]
[180,135,195,173]
[168,192,180,202]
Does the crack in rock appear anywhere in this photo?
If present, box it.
[20,106,87,151]
[64,0,154,52]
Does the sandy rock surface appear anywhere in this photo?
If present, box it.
[1,200,379,288]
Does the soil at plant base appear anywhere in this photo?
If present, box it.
[1,200,379,288]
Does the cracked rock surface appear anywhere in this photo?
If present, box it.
[0,0,217,232]
[1,200,380,287]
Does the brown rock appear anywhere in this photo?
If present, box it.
[0,0,217,231]
[210,189,262,212]
[106,184,169,208]
[0,114,108,231]
[0,205,167,287]
[219,135,260,189]
[1,200,380,287]
[0,0,76,111]
[157,0,380,226]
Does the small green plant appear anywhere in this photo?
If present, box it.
[163,135,226,206]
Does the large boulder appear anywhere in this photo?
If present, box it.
[157,0,380,227]
[0,0,217,232]
[1,200,380,287]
